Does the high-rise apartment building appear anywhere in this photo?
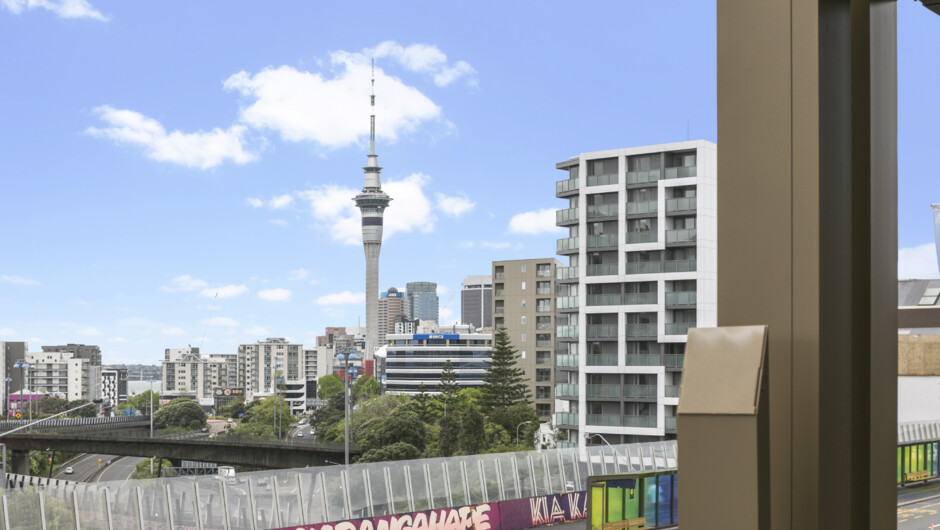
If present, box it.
[26,350,99,401]
[40,343,101,401]
[238,338,307,414]
[162,347,239,409]
[492,259,560,420]
[553,140,717,449]
[461,275,493,328]
[378,287,406,345]
[406,281,439,323]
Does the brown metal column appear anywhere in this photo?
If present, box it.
[716,0,896,528]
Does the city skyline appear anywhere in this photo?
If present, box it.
[1,1,937,364]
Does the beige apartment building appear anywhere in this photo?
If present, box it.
[492,258,561,420]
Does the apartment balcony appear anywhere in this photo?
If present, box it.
[626,169,661,186]
[556,207,580,225]
[536,339,552,348]
[624,292,658,305]
[626,231,657,244]
[495,272,505,279]
[586,264,617,277]
[494,306,504,314]
[556,178,580,196]
[587,234,618,248]
[587,204,619,219]
[666,197,697,214]
[536,287,552,295]
[556,266,579,281]
[664,354,685,369]
[586,353,618,366]
[556,354,579,368]
[536,303,552,313]
[587,293,622,306]
[557,325,579,339]
[626,354,664,367]
[664,165,697,179]
[623,384,658,399]
[665,385,680,398]
[622,415,658,428]
[665,322,696,335]
[665,228,697,245]
[555,412,579,427]
[586,173,618,187]
[536,321,552,330]
[555,383,580,398]
[625,201,658,216]
[587,384,622,399]
[586,414,622,427]
[494,289,504,296]
[663,259,696,273]
[555,296,581,309]
[665,417,677,431]
[665,291,697,307]
[626,262,663,275]
[557,237,580,253]
[586,324,618,339]
[626,323,657,339]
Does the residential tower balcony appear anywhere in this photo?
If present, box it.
[555,383,580,398]
[555,412,579,427]
[556,266,579,281]
[665,228,696,245]
[626,262,663,274]
[665,321,695,335]
[663,259,696,273]
[557,325,579,339]
[586,264,617,276]
[587,204,619,219]
[586,173,618,187]
[626,231,657,244]
[665,291,697,307]
[626,169,661,186]
[586,324,618,339]
[665,197,697,214]
[625,201,658,216]
[586,353,618,366]
[664,165,697,179]
[556,178,580,196]
[556,207,579,225]
[587,234,618,248]
[557,237,579,253]
[586,384,621,399]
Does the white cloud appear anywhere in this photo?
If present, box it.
[0,327,17,336]
[315,291,365,305]
[437,285,450,296]
[2,0,108,21]
[435,192,475,217]
[899,243,940,279]
[246,197,264,208]
[204,317,239,327]
[508,208,564,235]
[288,268,308,281]
[87,106,257,170]
[223,50,441,148]
[298,173,436,245]
[161,275,207,292]
[0,274,39,286]
[481,241,511,249]
[247,194,293,209]
[244,326,269,336]
[258,288,291,302]
[439,307,457,325]
[77,326,102,336]
[161,327,186,336]
[367,41,477,87]
[200,285,248,299]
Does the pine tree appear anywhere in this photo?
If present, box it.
[481,327,532,410]
[437,360,460,402]
[414,383,432,423]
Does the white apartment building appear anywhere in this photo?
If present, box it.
[25,350,100,401]
[381,326,492,395]
[162,347,239,407]
[238,338,306,415]
[553,140,717,449]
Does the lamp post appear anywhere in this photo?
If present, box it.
[272,365,280,439]
[516,420,532,446]
[13,361,30,422]
[275,377,285,439]
[3,377,10,418]
[147,379,156,438]
[585,432,615,448]
[334,350,358,466]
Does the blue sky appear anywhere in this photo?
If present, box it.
[0,1,937,364]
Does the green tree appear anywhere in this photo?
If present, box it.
[352,375,380,400]
[438,412,460,457]
[489,403,540,448]
[66,399,97,418]
[218,399,245,419]
[413,384,433,423]
[153,399,208,431]
[459,405,485,455]
[35,397,68,417]
[361,410,428,452]
[230,395,293,437]
[317,374,343,400]
[480,328,531,410]
[128,390,160,414]
[131,458,173,479]
[437,360,460,401]
[357,442,422,463]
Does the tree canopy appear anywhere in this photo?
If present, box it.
[317,374,343,400]
[480,328,531,410]
[153,398,207,431]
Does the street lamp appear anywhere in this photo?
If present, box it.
[13,361,30,422]
[275,377,285,439]
[516,420,533,446]
[584,432,615,448]
[147,379,156,438]
[272,365,281,439]
[334,350,358,466]
[3,377,10,418]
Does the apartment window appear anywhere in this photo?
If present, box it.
[495,317,504,327]
[628,154,662,172]
[536,263,551,277]
[521,264,526,273]
[536,351,551,365]
[521,298,526,308]
[521,281,526,290]
[495,266,505,280]
[536,299,551,312]
[536,386,551,399]
[520,350,526,359]
[536,316,551,330]
[920,288,940,306]
[536,369,552,382]
[536,281,551,294]
[521,333,526,343]
[536,403,551,417]
[521,316,526,325]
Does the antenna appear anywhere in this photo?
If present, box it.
[370,58,376,156]
[687,119,690,141]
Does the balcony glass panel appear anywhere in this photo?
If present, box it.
[587,294,621,306]
[626,324,657,338]
[663,354,684,368]
[495,307,504,314]
[587,234,618,248]
[556,354,579,368]
[623,292,658,305]
[665,291,697,306]
[664,166,697,179]
[557,237,580,252]
[665,229,697,244]
[625,201,658,215]
[556,178,580,194]
[626,231,657,244]
[556,207,579,224]
[587,204,619,218]
[556,266,579,280]
[665,322,695,335]
[556,296,580,309]
[663,259,696,273]
[586,353,618,366]
[665,417,677,430]
[665,197,697,213]
[536,287,552,295]
[494,289,504,296]
[536,321,552,330]
[665,385,680,398]
[587,384,621,398]
[625,169,661,185]
[586,324,618,338]
[495,272,504,279]
[555,383,580,398]
[622,415,657,428]
[626,262,663,274]
[623,385,657,399]
[555,412,579,426]
[586,173,618,187]
[586,264,617,276]
[586,414,621,427]
[626,354,664,366]
[557,325,579,339]
[536,339,552,348]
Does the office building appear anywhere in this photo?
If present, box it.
[40,343,101,401]
[238,338,306,414]
[101,368,128,412]
[553,140,717,449]
[406,281,439,323]
[317,327,347,347]
[492,259,561,420]
[382,330,493,395]
[461,275,493,328]
[378,287,407,345]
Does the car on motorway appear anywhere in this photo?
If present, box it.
[296,432,303,437]
[299,418,307,424]
[227,418,235,423]
[64,467,73,474]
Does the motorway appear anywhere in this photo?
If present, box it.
[898,481,940,529]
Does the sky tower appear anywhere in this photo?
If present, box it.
[354,61,391,359]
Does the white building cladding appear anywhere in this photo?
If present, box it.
[553,140,717,449]
[25,350,98,402]
[238,338,306,414]
[382,332,492,395]
[162,347,239,406]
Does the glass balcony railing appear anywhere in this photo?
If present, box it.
[556,266,579,280]
[587,204,619,219]
[556,178,580,194]
[663,354,685,369]
[556,354,579,368]
[536,287,552,295]
[556,296,580,309]
[625,201,658,215]
[663,259,696,273]
[555,441,578,449]
[664,166,697,179]
[555,383,580,398]
[587,234,618,248]
[626,231,657,244]
[624,292,658,305]
[626,323,657,338]
[495,307,504,314]
[495,272,504,279]
[536,340,552,348]
[587,294,622,306]
[665,322,695,335]
[556,207,579,224]
[665,291,697,306]
[557,237,580,252]
[536,269,552,278]
[623,384,657,399]
[665,416,677,430]
[557,325,580,339]
[555,412,579,426]
[665,385,680,398]
[666,228,697,244]
[494,289,504,296]
[626,262,663,274]
[536,321,552,330]
[622,415,658,428]
[586,414,622,427]
[587,264,618,276]
[586,173,618,187]
[626,354,664,366]
[626,169,661,185]
[586,353,618,366]
[587,384,622,398]
[587,324,618,338]
[666,197,697,213]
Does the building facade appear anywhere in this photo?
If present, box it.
[25,350,96,401]
[238,338,306,414]
[461,275,493,329]
[101,368,128,413]
[0,341,26,413]
[382,331,493,395]
[406,281,439,323]
[40,344,101,401]
[553,140,717,449]
[492,259,560,420]
[378,287,406,346]
[161,347,239,408]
